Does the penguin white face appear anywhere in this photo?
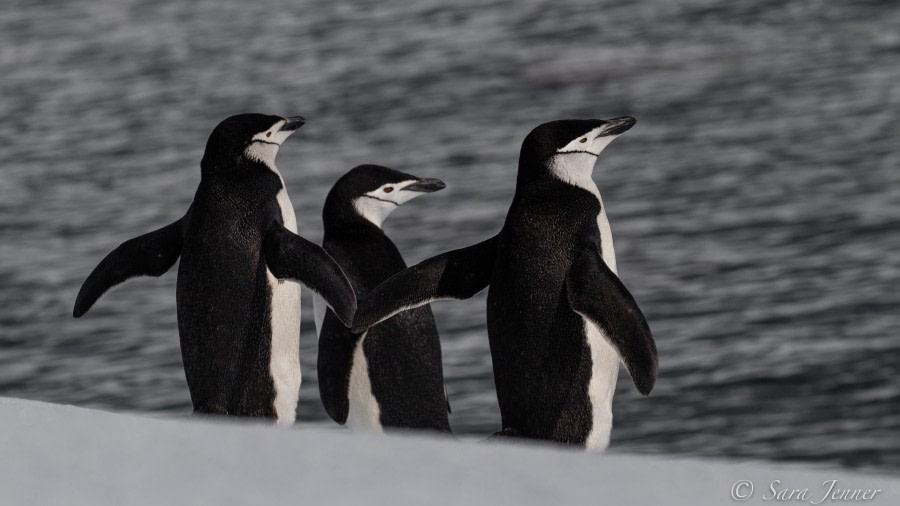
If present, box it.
[202,114,306,176]
[354,179,446,227]
[323,165,446,229]
[546,117,636,191]
[244,116,306,169]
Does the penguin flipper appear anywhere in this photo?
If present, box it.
[566,246,658,396]
[352,235,498,333]
[317,311,357,424]
[73,218,184,318]
[263,222,357,326]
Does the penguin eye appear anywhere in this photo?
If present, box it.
[579,138,587,143]
[266,132,272,138]
[384,186,394,193]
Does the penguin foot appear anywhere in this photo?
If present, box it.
[489,427,520,439]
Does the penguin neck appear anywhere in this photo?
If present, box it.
[515,155,602,200]
[200,152,281,180]
[323,201,388,239]
[547,152,601,198]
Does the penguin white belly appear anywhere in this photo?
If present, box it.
[266,187,302,425]
[346,332,383,431]
[597,203,617,274]
[584,205,620,451]
[584,320,620,451]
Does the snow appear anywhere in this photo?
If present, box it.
[0,397,895,505]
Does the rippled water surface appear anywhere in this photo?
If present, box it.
[1,0,898,471]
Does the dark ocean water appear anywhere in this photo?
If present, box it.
[1,0,898,471]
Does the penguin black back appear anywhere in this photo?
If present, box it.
[74,113,357,425]
[352,118,657,450]
[316,165,451,432]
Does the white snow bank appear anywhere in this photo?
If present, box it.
[0,397,895,506]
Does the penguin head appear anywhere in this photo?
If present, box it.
[517,116,635,188]
[201,113,305,175]
[324,165,446,229]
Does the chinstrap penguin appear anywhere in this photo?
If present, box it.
[315,164,451,432]
[74,113,357,425]
[352,117,657,451]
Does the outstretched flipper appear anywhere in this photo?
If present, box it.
[352,236,498,333]
[263,222,357,326]
[73,218,185,318]
[566,245,658,395]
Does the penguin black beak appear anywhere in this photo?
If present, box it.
[403,178,446,193]
[597,116,636,137]
[281,116,306,132]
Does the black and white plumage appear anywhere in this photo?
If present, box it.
[315,165,451,432]
[353,118,657,450]
[74,113,356,425]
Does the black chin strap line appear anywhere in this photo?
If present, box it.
[556,150,599,157]
[252,139,280,146]
[363,195,399,206]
